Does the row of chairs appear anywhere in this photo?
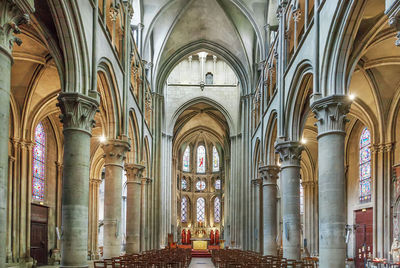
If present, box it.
[94,248,192,268]
[211,249,318,268]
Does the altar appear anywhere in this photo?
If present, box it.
[191,237,211,250]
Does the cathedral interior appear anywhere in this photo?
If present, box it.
[2,0,400,267]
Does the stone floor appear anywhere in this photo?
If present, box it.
[189,258,215,268]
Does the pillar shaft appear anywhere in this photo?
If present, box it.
[259,165,280,256]
[275,141,303,260]
[57,93,99,267]
[125,164,145,254]
[102,139,130,259]
[311,95,351,268]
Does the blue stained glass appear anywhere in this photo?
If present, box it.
[214,197,221,223]
[181,197,188,222]
[181,178,187,190]
[215,179,221,190]
[183,146,190,172]
[359,127,371,202]
[32,122,46,201]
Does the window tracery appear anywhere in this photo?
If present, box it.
[214,197,221,223]
[197,197,205,222]
[196,180,206,191]
[32,122,46,201]
[359,127,371,202]
[215,179,221,190]
[181,197,188,222]
[197,145,206,173]
[213,146,220,172]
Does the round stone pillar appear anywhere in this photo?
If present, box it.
[124,164,145,254]
[311,95,351,268]
[275,141,303,260]
[57,92,99,267]
[259,165,280,256]
[102,138,130,259]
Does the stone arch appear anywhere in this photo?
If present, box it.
[127,109,140,164]
[264,110,278,165]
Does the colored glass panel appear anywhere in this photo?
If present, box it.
[197,146,206,173]
[182,178,187,190]
[214,197,221,223]
[300,182,304,214]
[32,122,46,201]
[183,146,190,172]
[196,180,206,191]
[359,127,371,202]
[213,146,219,172]
[181,197,188,222]
[197,197,205,222]
[215,179,221,190]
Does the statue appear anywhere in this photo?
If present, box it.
[210,230,215,245]
[181,229,186,244]
[391,238,400,263]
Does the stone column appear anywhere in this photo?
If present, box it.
[259,165,280,256]
[125,164,145,253]
[275,141,303,260]
[140,177,148,252]
[311,95,351,268]
[57,92,99,267]
[0,3,28,266]
[102,138,130,259]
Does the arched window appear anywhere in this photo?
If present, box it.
[214,197,221,223]
[183,146,190,172]
[196,197,205,222]
[32,122,46,201]
[300,182,304,215]
[215,179,221,190]
[205,72,213,84]
[212,146,220,172]
[359,127,372,202]
[181,178,187,190]
[181,197,188,222]
[197,145,206,173]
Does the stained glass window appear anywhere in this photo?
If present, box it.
[197,145,206,173]
[300,182,304,214]
[182,178,187,190]
[359,127,371,202]
[181,197,188,222]
[183,146,190,172]
[197,197,205,222]
[213,146,219,172]
[196,180,206,191]
[214,197,221,223]
[215,179,221,190]
[32,122,46,201]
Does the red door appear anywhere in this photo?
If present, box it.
[31,204,48,265]
[355,208,373,268]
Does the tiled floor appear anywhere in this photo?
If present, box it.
[189,258,215,268]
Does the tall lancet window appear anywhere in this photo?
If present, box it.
[183,146,190,172]
[197,145,206,173]
[214,197,221,223]
[359,127,372,202]
[197,197,205,222]
[212,146,220,172]
[32,122,46,201]
[181,197,188,222]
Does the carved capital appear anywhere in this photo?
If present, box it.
[57,92,99,134]
[0,0,30,57]
[292,9,302,23]
[125,163,145,183]
[102,138,130,166]
[259,165,280,186]
[109,5,119,22]
[311,95,351,137]
[275,141,303,167]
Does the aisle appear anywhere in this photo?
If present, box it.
[189,258,215,268]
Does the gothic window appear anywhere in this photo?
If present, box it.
[215,179,221,190]
[182,178,187,190]
[197,145,206,173]
[300,182,304,215]
[196,180,206,191]
[197,197,205,222]
[181,197,188,222]
[359,127,371,202]
[206,72,213,84]
[183,146,190,172]
[32,122,46,201]
[213,146,220,172]
[214,197,221,223]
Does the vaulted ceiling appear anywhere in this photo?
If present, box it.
[134,0,273,91]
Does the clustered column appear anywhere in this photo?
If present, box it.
[311,95,351,268]
[57,93,99,267]
[275,141,303,260]
[259,165,280,256]
[102,138,130,259]
[125,164,145,254]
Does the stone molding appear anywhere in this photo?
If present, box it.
[102,138,131,167]
[259,165,280,186]
[275,141,303,168]
[311,95,351,137]
[57,92,100,134]
[0,0,30,57]
[371,143,394,153]
[125,163,145,183]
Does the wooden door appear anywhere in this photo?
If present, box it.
[355,208,373,268]
[31,204,48,265]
